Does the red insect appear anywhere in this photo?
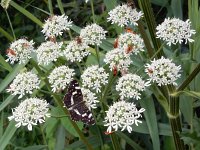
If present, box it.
[75,36,82,44]
[113,38,118,48]
[113,66,118,76]
[6,48,16,56]
[125,27,135,34]
[125,45,133,54]
[104,131,115,135]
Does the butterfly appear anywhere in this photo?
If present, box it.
[63,80,95,125]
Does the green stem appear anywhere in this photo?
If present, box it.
[57,0,65,14]
[48,0,53,15]
[95,45,100,66]
[76,62,83,74]
[40,125,47,145]
[30,59,93,150]
[5,10,16,40]
[168,85,185,150]
[90,0,95,23]
[177,63,200,91]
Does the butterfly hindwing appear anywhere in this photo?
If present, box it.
[64,80,95,125]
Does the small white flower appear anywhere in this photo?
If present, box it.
[104,48,132,72]
[48,65,75,92]
[82,88,99,110]
[6,38,34,64]
[36,41,62,65]
[145,56,181,86]
[80,23,107,46]
[107,4,143,27]
[85,0,89,3]
[42,15,72,39]
[8,97,50,131]
[116,74,150,100]
[118,32,144,55]
[81,65,109,93]
[1,0,11,9]
[104,101,145,133]
[63,38,90,62]
[7,71,40,99]
[156,18,196,46]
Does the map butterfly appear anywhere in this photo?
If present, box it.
[63,80,95,125]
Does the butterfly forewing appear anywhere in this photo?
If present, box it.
[64,80,95,125]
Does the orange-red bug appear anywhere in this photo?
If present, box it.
[125,27,135,34]
[113,38,118,48]
[6,48,16,56]
[113,66,118,76]
[125,45,133,54]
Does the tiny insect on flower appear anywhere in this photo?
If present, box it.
[49,36,56,43]
[75,36,82,44]
[147,68,153,74]
[127,0,135,8]
[113,38,118,48]
[113,66,118,76]
[6,48,16,56]
[125,45,133,54]
[125,27,135,34]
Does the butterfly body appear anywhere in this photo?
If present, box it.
[64,80,95,125]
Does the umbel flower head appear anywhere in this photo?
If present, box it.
[145,56,181,86]
[104,101,145,133]
[6,38,34,64]
[1,0,11,9]
[48,65,75,92]
[82,88,99,110]
[81,65,109,93]
[80,23,107,46]
[156,18,196,46]
[107,4,143,27]
[118,32,144,55]
[116,73,150,100]
[63,38,90,62]
[104,48,132,72]
[7,71,40,99]
[8,97,50,131]
[42,15,72,39]
[36,41,63,65]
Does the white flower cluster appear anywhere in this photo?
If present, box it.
[63,39,90,62]
[6,38,34,64]
[104,48,131,72]
[82,88,99,110]
[7,71,40,99]
[145,57,181,86]
[80,23,107,46]
[36,41,62,65]
[116,74,150,100]
[48,66,75,92]
[104,101,145,133]
[81,65,109,93]
[156,18,196,46]
[42,15,72,39]
[1,0,11,9]
[8,98,50,131]
[107,4,143,27]
[118,32,144,55]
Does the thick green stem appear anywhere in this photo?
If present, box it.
[95,45,100,66]
[30,59,93,150]
[48,0,53,15]
[90,0,95,23]
[168,85,185,150]
[177,63,200,91]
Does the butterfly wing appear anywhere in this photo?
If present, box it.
[64,80,83,109]
[64,80,95,125]
[69,102,95,125]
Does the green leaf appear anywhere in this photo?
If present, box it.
[0,95,15,112]
[170,0,183,19]
[171,90,200,99]
[0,26,14,41]
[0,121,17,150]
[21,145,48,150]
[103,0,117,10]
[0,62,27,93]
[140,98,160,150]
[0,54,13,72]
[55,125,65,150]
[10,1,43,27]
